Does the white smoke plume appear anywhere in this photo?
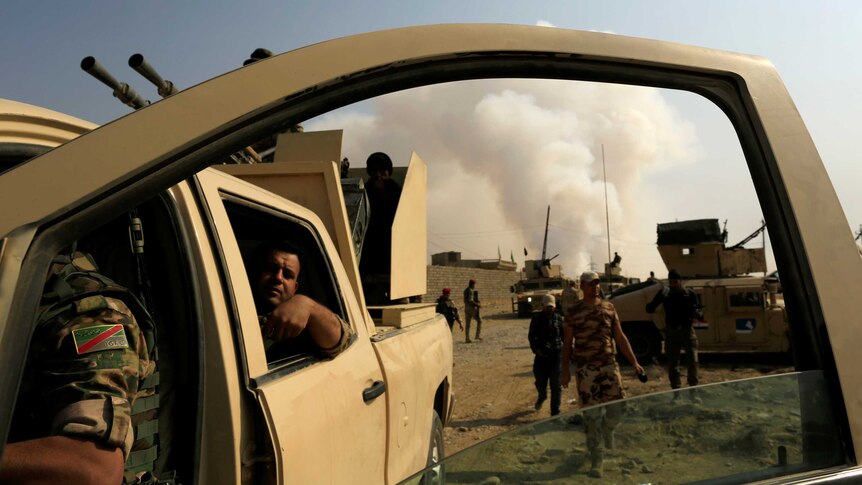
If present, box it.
[306,79,701,278]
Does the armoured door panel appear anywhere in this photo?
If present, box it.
[717,286,768,347]
[691,286,719,347]
[194,169,387,484]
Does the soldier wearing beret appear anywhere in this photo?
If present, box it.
[435,288,463,331]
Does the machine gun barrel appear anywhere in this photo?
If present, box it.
[80,56,149,110]
[128,53,178,98]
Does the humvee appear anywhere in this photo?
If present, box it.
[611,219,787,361]
[511,270,573,317]
[511,206,574,316]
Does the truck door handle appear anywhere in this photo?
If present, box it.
[363,380,386,402]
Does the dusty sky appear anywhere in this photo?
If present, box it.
[4,1,859,277]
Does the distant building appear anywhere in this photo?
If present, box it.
[431,251,518,271]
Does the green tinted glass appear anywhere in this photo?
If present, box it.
[401,371,843,484]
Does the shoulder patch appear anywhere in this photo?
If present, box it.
[72,324,129,354]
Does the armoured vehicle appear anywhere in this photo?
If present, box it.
[511,206,574,316]
[511,265,573,317]
[598,259,642,296]
[610,219,787,361]
[4,24,862,485]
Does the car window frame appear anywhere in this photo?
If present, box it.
[0,24,853,467]
[217,192,354,374]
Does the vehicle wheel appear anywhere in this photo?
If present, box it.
[517,302,532,318]
[623,325,661,363]
[420,411,445,485]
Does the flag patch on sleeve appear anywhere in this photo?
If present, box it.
[72,324,129,354]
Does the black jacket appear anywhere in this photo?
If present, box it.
[646,286,703,329]
[528,311,564,355]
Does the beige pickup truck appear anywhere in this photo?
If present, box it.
[0,96,452,483]
[4,23,862,485]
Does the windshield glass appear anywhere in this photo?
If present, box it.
[400,371,842,484]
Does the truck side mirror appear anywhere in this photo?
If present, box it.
[510,285,515,293]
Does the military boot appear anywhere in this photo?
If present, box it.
[588,449,604,478]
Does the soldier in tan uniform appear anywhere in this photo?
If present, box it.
[562,271,644,479]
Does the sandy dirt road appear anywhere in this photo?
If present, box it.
[444,313,793,456]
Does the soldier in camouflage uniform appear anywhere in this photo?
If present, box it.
[562,271,644,479]
[1,250,156,484]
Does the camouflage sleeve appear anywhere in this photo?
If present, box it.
[31,295,154,460]
[318,317,355,359]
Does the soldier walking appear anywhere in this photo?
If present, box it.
[463,279,482,343]
[562,271,644,479]
[528,294,564,415]
[645,269,703,397]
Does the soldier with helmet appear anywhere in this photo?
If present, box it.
[562,271,644,479]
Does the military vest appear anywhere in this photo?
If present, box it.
[38,252,164,484]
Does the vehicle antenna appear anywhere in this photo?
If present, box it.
[602,144,611,293]
[541,205,550,267]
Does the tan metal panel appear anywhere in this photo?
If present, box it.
[390,152,427,300]
[0,98,95,146]
[274,129,342,164]
[166,182,246,482]
[371,318,452,484]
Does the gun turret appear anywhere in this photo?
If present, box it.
[128,53,178,98]
[80,56,149,110]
